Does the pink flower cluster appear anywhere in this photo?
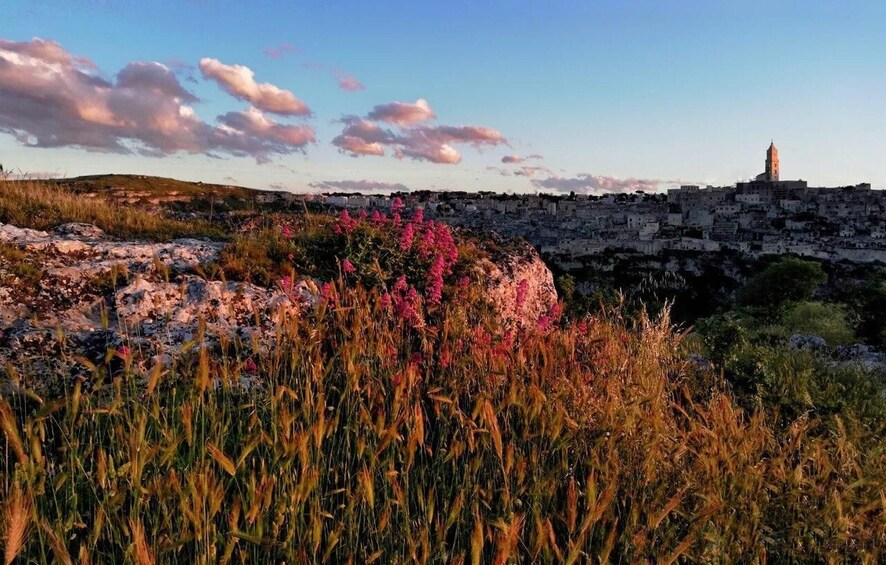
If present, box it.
[300,200,465,327]
[334,210,358,235]
[426,255,446,306]
[399,223,415,251]
[536,302,562,332]
[383,275,424,328]
[515,278,529,310]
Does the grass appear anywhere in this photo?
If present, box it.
[0,243,43,287]
[2,290,884,562]
[0,179,227,241]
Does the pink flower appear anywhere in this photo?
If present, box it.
[321,282,334,299]
[243,358,258,375]
[456,276,470,291]
[439,345,451,369]
[434,223,458,265]
[371,210,385,224]
[394,285,423,328]
[393,275,408,293]
[341,259,356,274]
[515,279,529,310]
[336,210,358,235]
[280,275,294,293]
[417,226,436,258]
[412,207,424,225]
[358,209,368,220]
[399,223,415,251]
[380,292,392,310]
[280,225,293,238]
[536,303,562,332]
[473,327,491,348]
[536,315,553,332]
[391,197,404,214]
[116,345,132,358]
[426,255,445,306]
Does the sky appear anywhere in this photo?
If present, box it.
[1,0,885,194]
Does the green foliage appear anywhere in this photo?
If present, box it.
[695,311,886,423]
[833,271,886,347]
[738,257,827,318]
[555,273,575,304]
[781,301,856,346]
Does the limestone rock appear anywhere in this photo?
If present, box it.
[834,344,886,372]
[789,334,828,353]
[0,221,317,389]
[479,238,558,328]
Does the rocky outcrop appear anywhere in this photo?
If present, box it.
[788,333,886,373]
[479,238,558,328]
[0,222,559,389]
[834,344,886,372]
[0,222,315,389]
[114,275,316,351]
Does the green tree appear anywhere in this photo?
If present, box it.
[739,257,826,318]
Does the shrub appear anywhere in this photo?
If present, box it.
[781,301,856,346]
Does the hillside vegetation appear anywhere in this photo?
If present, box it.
[0,180,884,562]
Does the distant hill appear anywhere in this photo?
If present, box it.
[41,174,270,207]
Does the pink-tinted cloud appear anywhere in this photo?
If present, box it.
[309,179,413,193]
[532,174,667,194]
[0,37,96,67]
[0,38,313,163]
[263,42,295,59]
[331,122,507,165]
[335,72,365,92]
[410,125,505,147]
[367,99,435,125]
[331,104,507,165]
[199,57,310,116]
[215,107,315,163]
[513,165,552,177]
[331,117,396,157]
[501,153,543,164]
[396,140,462,164]
[295,60,365,92]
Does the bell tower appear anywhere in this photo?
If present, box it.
[765,141,779,182]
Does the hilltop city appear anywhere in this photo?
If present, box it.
[275,143,885,267]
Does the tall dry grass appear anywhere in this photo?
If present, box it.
[0,179,225,241]
[1,279,883,562]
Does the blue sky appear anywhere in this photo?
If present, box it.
[1,0,884,193]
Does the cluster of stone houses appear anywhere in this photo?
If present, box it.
[292,145,883,264]
[305,179,884,265]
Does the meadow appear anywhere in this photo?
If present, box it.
[1,180,884,563]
